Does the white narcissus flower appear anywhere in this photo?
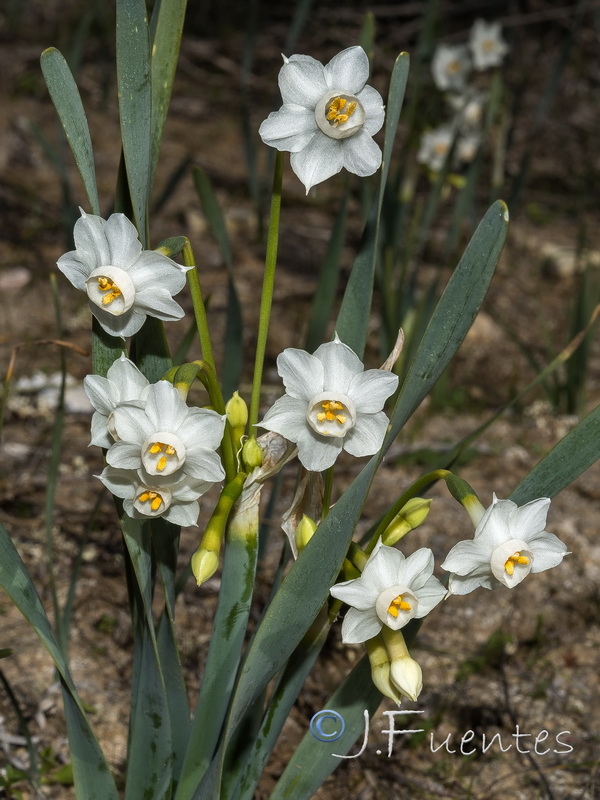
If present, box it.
[57,210,190,338]
[98,466,211,527]
[258,335,398,472]
[441,494,570,596]
[469,19,509,71]
[417,125,454,172]
[106,380,226,484]
[330,542,446,644]
[431,44,471,92]
[259,46,385,193]
[83,354,150,448]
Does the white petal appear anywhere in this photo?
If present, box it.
[90,411,113,448]
[324,46,369,95]
[348,369,398,413]
[260,395,310,442]
[105,213,143,268]
[144,381,189,432]
[89,303,142,338]
[399,548,435,590]
[342,411,388,458]
[510,497,551,540]
[84,375,118,414]
[329,577,378,610]
[440,538,489,575]
[183,409,226,450]
[183,449,225,483]
[164,500,199,527]
[361,544,406,591]
[133,288,185,321]
[106,440,142,469]
[127,251,188,295]
[295,424,343,471]
[341,606,381,644]
[259,106,318,152]
[277,348,324,399]
[290,135,343,193]
[106,355,149,400]
[57,252,92,290]
[340,130,382,177]
[97,466,136,499]
[528,532,569,573]
[474,497,515,547]
[278,54,327,107]
[112,403,148,444]
[413,575,446,616]
[313,339,363,394]
[447,567,496,595]
[73,212,110,268]
[357,84,385,135]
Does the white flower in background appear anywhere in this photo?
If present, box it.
[448,90,487,131]
[417,124,454,172]
[258,335,398,472]
[431,44,471,91]
[106,380,226,484]
[330,541,446,644]
[441,495,569,595]
[469,19,509,70]
[57,210,190,338]
[83,354,150,448]
[98,466,211,527]
[259,46,385,193]
[456,133,481,165]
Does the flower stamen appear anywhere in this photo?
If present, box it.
[327,97,357,126]
[504,551,530,576]
[387,594,412,618]
[137,490,164,512]
[97,276,122,306]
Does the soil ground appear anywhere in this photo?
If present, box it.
[1,2,600,799]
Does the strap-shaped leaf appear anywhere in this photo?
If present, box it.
[195,199,508,799]
[116,0,152,242]
[336,52,410,357]
[510,401,600,504]
[0,522,118,798]
[40,47,99,215]
[149,0,188,190]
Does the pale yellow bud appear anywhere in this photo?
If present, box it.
[365,635,402,706]
[390,655,423,702]
[241,437,263,470]
[382,497,432,546]
[191,548,219,586]
[295,514,317,552]
[225,391,248,431]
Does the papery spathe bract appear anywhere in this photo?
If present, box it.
[441,494,570,595]
[106,380,226,484]
[431,44,471,92]
[469,19,509,70]
[84,353,150,448]
[258,335,398,472]
[329,541,446,644]
[259,46,385,193]
[57,210,190,338]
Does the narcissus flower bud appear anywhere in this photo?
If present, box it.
[295,514,317,552]
[226,391,248,432]
[241,437,263,471]
[382,497,432,546]
[191,548,219,586]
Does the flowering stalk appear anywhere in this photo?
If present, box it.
[191,471,247,586]
[248,151,284,434]
[182,238,217,376]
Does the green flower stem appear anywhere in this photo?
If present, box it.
[347,541,369,572]
[182,238,217,375]
[198,471,247,555]
[248,151,284,434]
[321,465,335,520]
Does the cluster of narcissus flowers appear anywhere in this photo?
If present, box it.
[419,19,508,172]
[329,494,569,704]
[83,355,226,527]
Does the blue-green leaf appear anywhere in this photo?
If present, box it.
[40,47,100,214]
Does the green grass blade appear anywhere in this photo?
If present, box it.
[116,0,152,243]
[0,521,118,798]
[148,0,187,192]
[40,47,99,214]
[510,401,600,505]
[336,52,410,357]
